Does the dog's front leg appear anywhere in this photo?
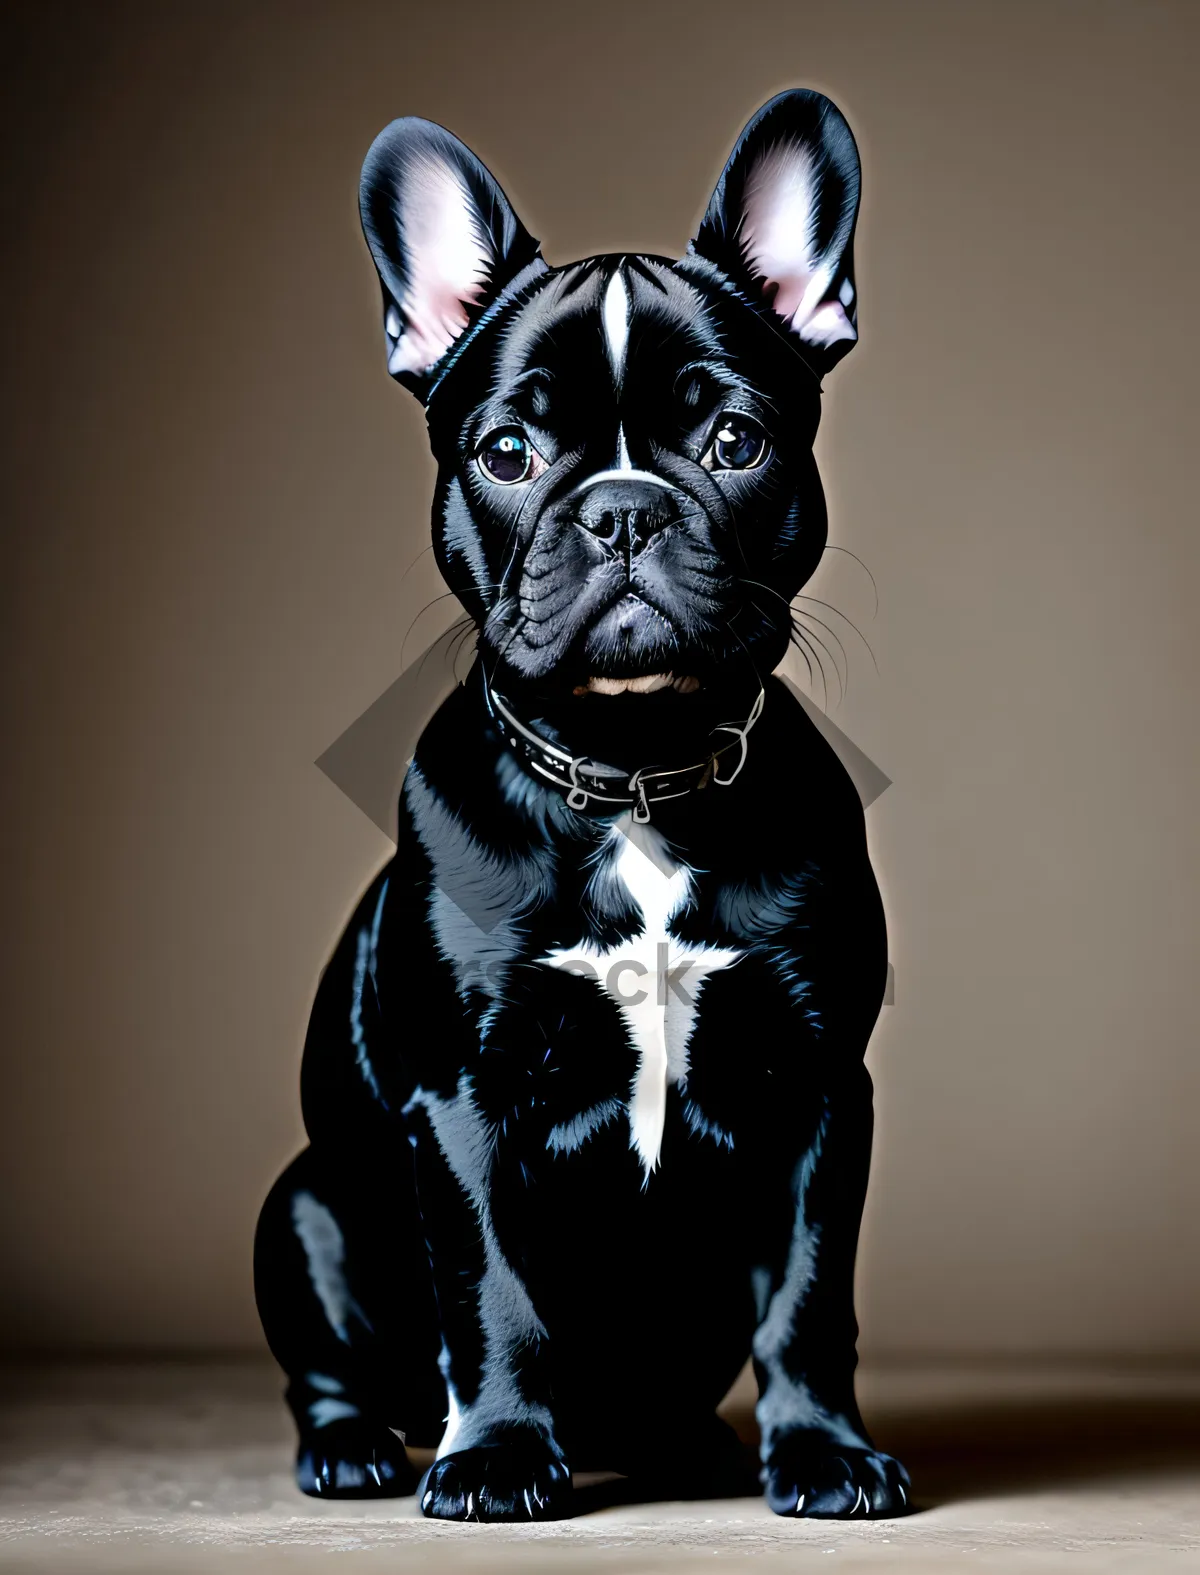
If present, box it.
[404,1079,570,1522]
[753,1063,910,1519]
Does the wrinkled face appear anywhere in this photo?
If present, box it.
[358,89,862,710]
[428,254,826,697]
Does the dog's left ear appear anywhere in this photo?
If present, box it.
[688,89,862,375]
[360,118,545,401]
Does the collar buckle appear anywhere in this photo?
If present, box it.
[628,769,652,824]
[566,756,591,811]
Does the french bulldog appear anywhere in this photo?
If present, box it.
[254,88,911,1522]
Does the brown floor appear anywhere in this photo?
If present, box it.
[0,1360,1198,1572]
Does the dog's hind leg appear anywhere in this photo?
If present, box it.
[254,1143,444,1498]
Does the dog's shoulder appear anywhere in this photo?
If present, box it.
[757,677,868,837]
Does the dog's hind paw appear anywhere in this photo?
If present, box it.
[763,1435,911,1518]
[296,1420,416,1499]
[419,1441,571,1522]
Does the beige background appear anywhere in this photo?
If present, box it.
[1,0,1196,1360]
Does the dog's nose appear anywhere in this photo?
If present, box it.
[576,481,677,555]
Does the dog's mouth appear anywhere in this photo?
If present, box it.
[494,653,760,776]
[572,672,702,697]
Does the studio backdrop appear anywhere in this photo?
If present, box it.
[1,0,1197,1359]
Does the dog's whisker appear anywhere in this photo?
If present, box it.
[792,614,846,705]
[793,593,878,674]
[411,615,474,683]
[401,590,465,668]
[719,610,767,698]
[447,619,479,681]
[488,610,530,689]
[787,626,817,689]
[400,541,435,584]
[818,543,880,619]
[401,585,505,669]
[791,626,831,710]
[740,576,846,703]
[737,575,849,700]
[738,576,860,686]
[792,608,850,694]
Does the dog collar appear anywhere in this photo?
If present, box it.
[482,677,765,824]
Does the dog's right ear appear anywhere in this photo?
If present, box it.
[688,90,862,376]
[359,119,545,402]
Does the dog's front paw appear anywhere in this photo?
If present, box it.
[763,1433,911,1518]
[296,1420,416,1498]
[420,1440,571,1522]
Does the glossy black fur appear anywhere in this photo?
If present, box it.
[429,250,826,691]
[255,90,911,1520]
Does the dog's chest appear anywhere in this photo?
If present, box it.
[539,819,742,1181]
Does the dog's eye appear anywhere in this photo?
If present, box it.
[701,414,769,473]
[477,428,546,485]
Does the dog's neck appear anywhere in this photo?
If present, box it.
[480,666,766,822]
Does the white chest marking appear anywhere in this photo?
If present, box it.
[540,821,742,1182]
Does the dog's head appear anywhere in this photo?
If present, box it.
[360,90,860,723]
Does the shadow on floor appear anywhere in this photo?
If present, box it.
[563,1394,1200,1516]
[870,1393,1200,1507]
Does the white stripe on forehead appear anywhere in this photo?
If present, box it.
[602,264,630,380]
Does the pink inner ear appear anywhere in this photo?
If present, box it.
[387,154,493,376]
[739,140,852,347]
[796,299,855,348]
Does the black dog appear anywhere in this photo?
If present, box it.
[255,88,910,1522]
